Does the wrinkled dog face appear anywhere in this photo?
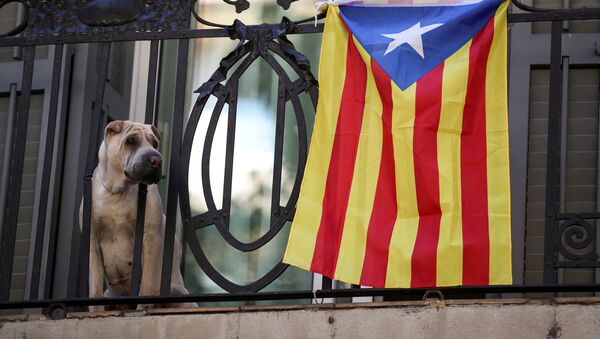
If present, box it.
[104,120,163,185]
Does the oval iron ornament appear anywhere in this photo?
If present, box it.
[179,23,318,293]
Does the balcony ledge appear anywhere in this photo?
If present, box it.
[2,297,600,338]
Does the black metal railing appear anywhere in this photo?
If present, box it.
[1,0,600,318]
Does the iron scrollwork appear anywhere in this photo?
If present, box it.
[179,18,318,293]
[78,0,144,27]
[0,0,309,38]
[557,218,599,262]
[0,0,191,36]
[0,0,29,37]
[191,0,303,28]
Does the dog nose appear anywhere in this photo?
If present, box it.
[149,156,162,168]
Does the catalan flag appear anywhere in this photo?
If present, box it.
[283,0,511,288]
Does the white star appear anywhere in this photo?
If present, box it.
[382,22,444,58]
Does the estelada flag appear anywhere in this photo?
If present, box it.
[283,0,512,288]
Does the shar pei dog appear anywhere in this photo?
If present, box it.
[80,120,191,310]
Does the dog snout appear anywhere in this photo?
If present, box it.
[127,150,163,184]
[149,155,162,168]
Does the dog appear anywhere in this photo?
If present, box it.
[80,120,190,310]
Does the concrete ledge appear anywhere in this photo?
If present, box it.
[2,297,600,338]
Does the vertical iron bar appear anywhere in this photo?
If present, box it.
[79,42,111,297]
[559,56,569,214]
[11,4,24,60]
[160,39,189,296]
[596,78,600,291]
[222,82,238,224]
[0,46,35,301]
[145,40,160,124]
[557,56,569,288]
[28,44,64,300]
[44,50,76,299]
[270,81,286,226]
[563,0,571,31]
[0,84,17,246]
[130,40,160,297]
[130,185,147,296]
[543,21,563,284]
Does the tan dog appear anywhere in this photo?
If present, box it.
[80,120,190,310]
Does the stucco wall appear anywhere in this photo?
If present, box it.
[2,298,600,338]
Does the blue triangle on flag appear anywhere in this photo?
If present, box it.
[339,0,504,90]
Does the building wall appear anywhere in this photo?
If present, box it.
[0,93,44,301]
[525,69,600,287]
[3,299,600,339]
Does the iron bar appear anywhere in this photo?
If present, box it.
[160,38,189,296]
[0,25,324,48]
[0,7,596,48]
[130,183,147,297]
[557,212,600,220]
[271,80,286,226]
[558,261,600,268]
[559,56,569,215]
[28,44,64,300]
[596,67,600,290]
[146,41,160,126]
[563,0,571,31]
[5,284,600,310]
[543,21,564,285]
[557,56,569,287]
[11,2,25,60]
[222,82,239,229]
[79,42,112,298]
[129,40,160,297]
[0,46,35,301]
[0,84,17,249]
[44,50,76,300]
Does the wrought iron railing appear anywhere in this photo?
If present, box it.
[1,0,600,319]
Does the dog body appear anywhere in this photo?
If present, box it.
[80,120,188,308]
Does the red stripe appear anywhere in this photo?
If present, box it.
[461,18,495,285]
[410,62,444,288]
[360,60,398,287]
[310,36,368,278]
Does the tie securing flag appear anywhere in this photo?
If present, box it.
[284,0,511,288]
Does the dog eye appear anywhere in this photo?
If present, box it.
[126,137,136,145]
[151,140,159,149]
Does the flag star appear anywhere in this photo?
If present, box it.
[382,22,444,58]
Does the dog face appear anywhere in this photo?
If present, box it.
[103,120,163,185]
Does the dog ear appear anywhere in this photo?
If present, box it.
[151,125,161,140]
[105,120,123,136]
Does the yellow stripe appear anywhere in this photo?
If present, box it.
[334,37,383,284]
[436,41,470,286]
[385,82,419,288]
[486,1,512,285]
[283,6,348,269]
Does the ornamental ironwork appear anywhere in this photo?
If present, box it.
[179,18,318,292]
[0,0,600,315]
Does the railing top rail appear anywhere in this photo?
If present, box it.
[0,1,600,47]
[3,283,600,312]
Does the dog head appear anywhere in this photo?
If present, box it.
[102,120,163,185]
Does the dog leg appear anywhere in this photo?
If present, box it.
[88,237,105,312]
[139,233,163,298]
[169,237,197,308]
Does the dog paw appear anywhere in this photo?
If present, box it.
[88,305,105,312]
[136,303,156,311]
